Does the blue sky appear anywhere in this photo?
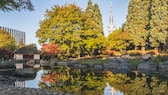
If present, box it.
[0,0,129,49]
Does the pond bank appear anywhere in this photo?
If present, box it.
[0,85,73,95]
[41,57,137,71]
[0,75,73,95]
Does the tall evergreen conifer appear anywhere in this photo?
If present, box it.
[149,0,168,50]
[124,0,150,52]
[93,4,104,35]
[83,0,106,56]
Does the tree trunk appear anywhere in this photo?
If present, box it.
[77,54,80,59]
[154,48,158,55]
[134,46,137,50]
[141,46,145,55]
[91,49,94,57]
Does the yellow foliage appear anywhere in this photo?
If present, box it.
[0,29,16,49]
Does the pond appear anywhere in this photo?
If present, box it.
[22,69,123,95]
[2,67,168,95]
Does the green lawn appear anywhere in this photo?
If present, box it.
[128,59,143,67]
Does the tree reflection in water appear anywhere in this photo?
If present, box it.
[39,67,106,95]
[38,67,168,95]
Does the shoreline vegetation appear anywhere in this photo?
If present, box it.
[1,49,168,70]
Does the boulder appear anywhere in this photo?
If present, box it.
[159,61,168,70]
[138,61,156,70]
[74,64,87,69]
[49,59,56,67]
[40,60,49,67]
[67,60,79,67]
[56,62,67,67]
[141,54,152,60]
[159,61,168,75]
[109,58,136,70]
[93,64,104,70]
[121,55,130,59]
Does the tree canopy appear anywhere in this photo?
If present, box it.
[0,29,16,50]
[124,0,150,50]
[124,0,168,51]
[0,0,34,12]
[36,1,106,59]
[108,28,131,52]
[82,0,106,56]
[149,0,168,48]
[36,4,84,58]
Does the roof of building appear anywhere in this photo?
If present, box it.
[13,45,40,55]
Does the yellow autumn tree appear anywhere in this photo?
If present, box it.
[0,29,16,50]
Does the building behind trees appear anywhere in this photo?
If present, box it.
[0,26,25,45]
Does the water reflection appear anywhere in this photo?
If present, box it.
[25,70,44,88]
[39,67,107,95]
[13,67,168,95]
[104,83,123,95]
[15,80,25,87]
[14,69,47,88]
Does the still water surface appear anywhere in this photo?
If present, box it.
[24,69,123,95]
[15,68,168,95]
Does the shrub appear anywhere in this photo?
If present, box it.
[41,44,59,60]
[0,48,13,60]
[153,55,168,64]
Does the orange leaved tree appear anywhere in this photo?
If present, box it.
[41,44,59,60]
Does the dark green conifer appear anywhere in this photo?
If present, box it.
[149,0,168,50]
[82,0,106,56]
[124,0,150,52]
[93,3,104,35]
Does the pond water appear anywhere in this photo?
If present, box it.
[19,69,124,95]
[2,67,168,95]
[24,70,44,88]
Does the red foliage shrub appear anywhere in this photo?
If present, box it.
[41,44,59,59]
